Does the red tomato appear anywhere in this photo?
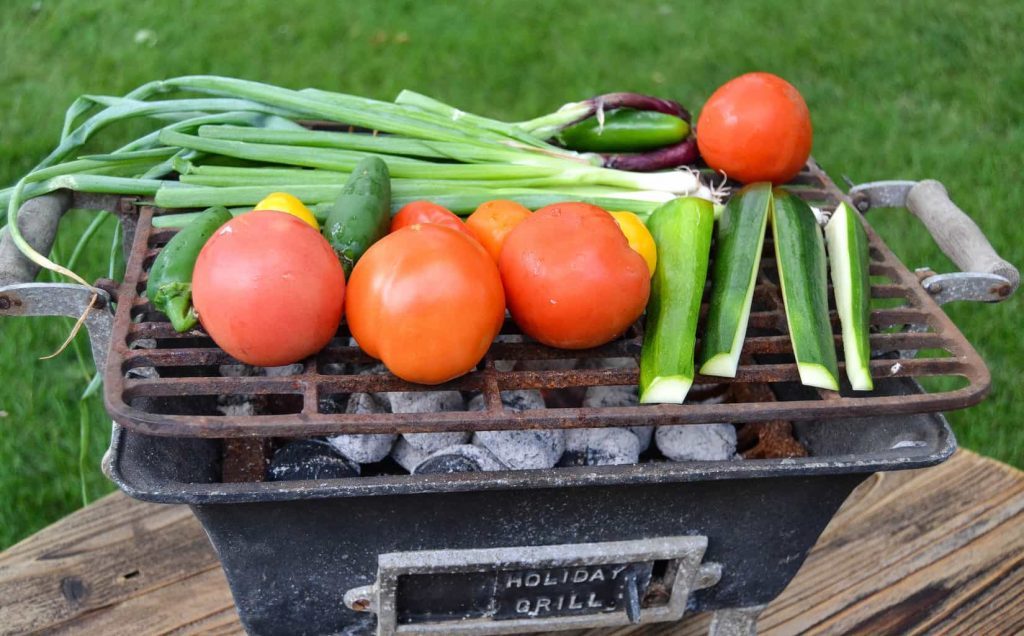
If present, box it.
[192,211,345,366]
[696,72,812,184]
[390,200,473,236]
[499,202,650,349]
[346,223,505,384]
[464,199,532,262]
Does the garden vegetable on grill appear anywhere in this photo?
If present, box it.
[145,205,232,332]
[323,156,391,276]
[254,192,319,230]
[826,201,874,391]
[558,109,690,153]
[390,200,472,236]
[699,183,772,377]
[610,211,657,276]
[771,189,840,390]
[346,224,505,384]
[464,199,532,262]
[499,202,650,349]
[639,197,715,403]
[3,76,710,292]
[697,73,812,184]
[192,211,346,367]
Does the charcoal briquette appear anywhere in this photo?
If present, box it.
[267,439,360,481]
[468,391,564,469]
[390,390,469,453]
[655,424,738,462]
[414,444,507,474]
[581,385,652,451]
[391,436,427,473]
[325,393,397,463]
[562,428,640,465]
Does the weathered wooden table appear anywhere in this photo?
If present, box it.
[1,449,1022,635]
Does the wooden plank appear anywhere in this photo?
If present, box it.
[0,450,1021,635]
[0,491,224,635]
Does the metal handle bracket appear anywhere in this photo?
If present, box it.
[849,179,1018,304]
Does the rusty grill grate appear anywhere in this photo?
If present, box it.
[102,159,990,438]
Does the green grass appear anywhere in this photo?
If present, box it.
[1,0,1021,548]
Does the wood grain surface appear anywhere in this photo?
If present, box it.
[1,449,1021,635]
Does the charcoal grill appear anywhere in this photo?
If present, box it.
[0,160,1017,636]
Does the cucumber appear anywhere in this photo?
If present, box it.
[825,201,874,390]
[324,156,391,275]
[699,182,772,377]
[639,197,715,404]
[558,109,690,153]
[771,189,840,391]
[146,205,232,332]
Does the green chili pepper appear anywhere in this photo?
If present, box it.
[324,156,391,275]
[558,109,690,153]
[146,205,232,332]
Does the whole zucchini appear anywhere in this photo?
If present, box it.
[324,156,391,275]
[771,189,840,391]
[699,182,772,377]
[639,197,715,403]
[825,201,874,390]
[146,205,232,332]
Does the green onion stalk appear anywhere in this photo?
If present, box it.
[5,75,710,286]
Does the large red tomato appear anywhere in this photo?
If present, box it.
[346,223,505,384]
[499,202,650,349]
[192,211,345,366]
[696,72,812,184]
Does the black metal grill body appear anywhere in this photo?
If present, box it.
[105,378,954,635]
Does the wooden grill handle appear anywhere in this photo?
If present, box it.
[0,191,73,287]
[905,180,1019,291]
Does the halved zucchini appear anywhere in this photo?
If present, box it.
[771,189,840,391]
[825,201,874,390]
[699,182,772,377]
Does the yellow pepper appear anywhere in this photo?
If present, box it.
[254,192,319,230]
[610,211,657,276]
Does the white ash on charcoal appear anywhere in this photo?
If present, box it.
[322,364,397,464]
[560,427,641,466]
[262,363,305,377]
[324,392,397,464]
[491,334,522,372]
[581,385,652,452]
[126,338,158,379]
[389,390,469,453]
[391,437,506,474]
[468,392,565,470]
[579,357,653,452]
[267,439,360,481]
[416,444,507,474]
[217,363,260,415]
[655,424,738,462]
[216,363,303,416]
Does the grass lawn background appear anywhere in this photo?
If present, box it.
[1,0,1020,548]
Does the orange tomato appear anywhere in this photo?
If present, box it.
[390,200,473,237]
[192,211,345,367]
[464,199,532,262]
[696,72,812,184]
[499,202,650,349]
[346,224,505,384]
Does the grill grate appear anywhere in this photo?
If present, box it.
[103,159,990,438]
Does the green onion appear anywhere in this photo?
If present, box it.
[5,75,708,287]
